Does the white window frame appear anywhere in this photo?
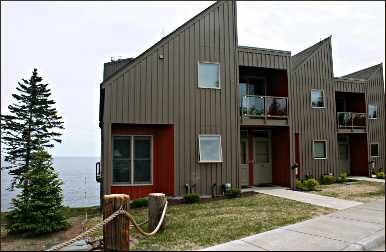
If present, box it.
[313,140,328,160]
[197,61,221,89]
[368,104,378,119]
[370,143,379,158]
[311,89,326,109]
[112,135,153,186]
[198,134,223,163]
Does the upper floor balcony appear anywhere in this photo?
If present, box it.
[241,95,288,118]
[239,66,288,126]
[337,112,366,129]
[336,91,367,133]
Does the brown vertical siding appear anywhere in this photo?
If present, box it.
[237,47,291,70]
[366,68,385,170]
[334,69,385,171]
[289,38,340,178]
[101,1,239,196]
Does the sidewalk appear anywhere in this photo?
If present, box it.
[348,176,385,183]
[201,198,385,251]
[245,186,362,210]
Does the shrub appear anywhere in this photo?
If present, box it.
[295,179,304,191]
[376,171,385,179]
[302,178,319,191]
[183,193,200,204]
[322,175,336,185]
[224,188,241,198]
[337,172,348,183]
[130,198,148,208]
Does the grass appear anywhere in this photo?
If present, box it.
[62,206,100,218]
[85,193,333,251]
[311,181,385,203]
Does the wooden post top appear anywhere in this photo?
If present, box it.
[104,194,130,200]
[148,193,165,197]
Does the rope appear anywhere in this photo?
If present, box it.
[120,201,168,237]
[46,201,168,251]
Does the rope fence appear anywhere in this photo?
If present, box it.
[46,201,168,251]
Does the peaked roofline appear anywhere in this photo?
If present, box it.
[100,1,225,86]
[291,36,332,70]
[340,63,383,80]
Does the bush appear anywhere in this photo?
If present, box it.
[337,172,348,183]
[376,171,385,179]
[322,175,336,185]
[130,198,148,208]
[302,178,319,191]
[295,179,304,191]
[183,193,200,204]
[224,188,241,198]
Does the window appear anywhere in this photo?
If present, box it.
[368,104,377,119]
[313,140,327,159]
[198,135,222,162]
[370,143,379,157]
[198,62,220,89]
[112,135,152,184]
[311,89,325,108]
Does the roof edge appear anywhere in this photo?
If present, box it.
[100,1,223,87]
[238,45,291,56]
[340,63,383,80]
[291,35,332,71]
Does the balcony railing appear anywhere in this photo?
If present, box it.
[337,112,366,129]
[241,95,288,118]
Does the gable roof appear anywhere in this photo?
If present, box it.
[100,1,224,87]
[291,36,331,70]
[340,63,383,80]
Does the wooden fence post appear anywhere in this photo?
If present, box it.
[148,193,166,232]
[103,194,130,251]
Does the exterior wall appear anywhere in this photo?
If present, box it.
[110,124,174,198]
[289,38,340,178]
[101,1,240,197]
[238,47,291,70]
[366,68,385,170]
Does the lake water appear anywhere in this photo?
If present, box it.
[1,157,101,212]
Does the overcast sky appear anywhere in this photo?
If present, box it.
[1,1,385,157]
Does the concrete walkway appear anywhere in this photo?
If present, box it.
[348,176,385,183]
[247,186,362,210]
[201,198,385,251]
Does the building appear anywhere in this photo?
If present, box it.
[98,1,385,199]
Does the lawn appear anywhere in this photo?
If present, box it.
[85,193,333,251]
[310,181,385,203]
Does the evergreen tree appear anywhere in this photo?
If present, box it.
[1,68,64,189]
[6,149,69,235]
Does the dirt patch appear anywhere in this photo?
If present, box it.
[0,216,85,251]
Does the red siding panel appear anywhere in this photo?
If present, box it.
[295,133,300,178]
[271,127,291,187]
[350,134,368,176]
[111,124,174,199]
[248,129,254,186]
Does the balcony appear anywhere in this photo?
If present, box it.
[240,95,288,126]
[337,112,366,133]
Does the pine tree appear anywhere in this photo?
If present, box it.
[6,149,69,235]
[1,68,64,189]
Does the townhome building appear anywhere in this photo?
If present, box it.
[98,1,385,199]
